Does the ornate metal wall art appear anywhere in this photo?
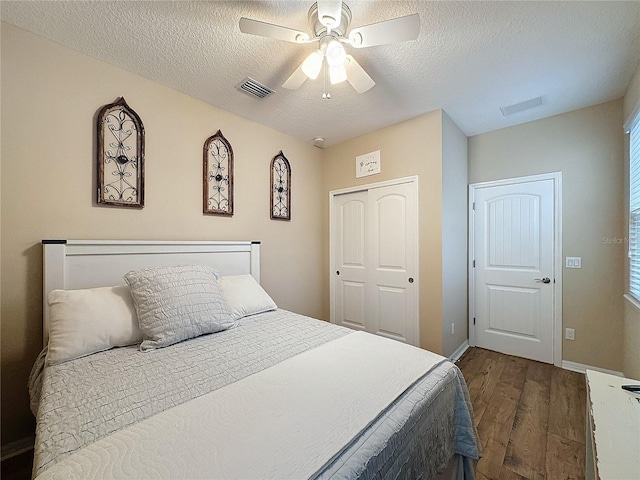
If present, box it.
[203,130,234,216]
[270,151,291,220]
[97,97,145,208]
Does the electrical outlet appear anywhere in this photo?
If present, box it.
[565,328,575,340]
[451,323,455,335]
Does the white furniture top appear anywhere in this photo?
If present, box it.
[586,370,640,480]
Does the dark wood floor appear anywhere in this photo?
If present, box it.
[2,347,586,480]
[457,347,586,480]
[1,449,33,480]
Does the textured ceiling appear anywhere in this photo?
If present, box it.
[2,1,640,147]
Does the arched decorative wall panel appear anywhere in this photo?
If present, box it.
[203,130,234,216]
[271,151,291,220]
[97,97,145,208]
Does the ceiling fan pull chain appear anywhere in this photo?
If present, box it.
[322,59,331,99]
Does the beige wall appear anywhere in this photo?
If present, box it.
[623,61,640,380]
[469,100,625,372]
[322,110,445,354]
[441,112,469,357]
[1,23,324,445]
[623,61,640,121]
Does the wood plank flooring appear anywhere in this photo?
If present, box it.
[457,347,587,480]
[1,449,33,480]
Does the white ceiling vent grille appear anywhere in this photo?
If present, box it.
[235,77,275,99]
[500,96,543,116]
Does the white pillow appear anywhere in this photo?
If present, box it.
[46,286,142,365]
[218,274,277,320]
[124,265,235,351]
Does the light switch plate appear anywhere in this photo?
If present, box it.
[566,256,582,268]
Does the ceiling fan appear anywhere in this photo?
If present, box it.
[239,1,420,97]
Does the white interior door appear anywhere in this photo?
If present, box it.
[472,177,557,363]
[332,179,418,346]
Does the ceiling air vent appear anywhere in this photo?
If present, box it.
[500,96,543,116]
[235,77,275,99]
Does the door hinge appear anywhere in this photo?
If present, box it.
[472,260,475,268]
[472,202,475,211]
[473,317,476,325]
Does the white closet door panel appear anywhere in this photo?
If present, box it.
[341,281,366,330]
[376,286,408,341]
[376,195,406,270]
[368,183,418,345]
[333,191,368,331]
[331,179,418,346]
[342,199,367,267]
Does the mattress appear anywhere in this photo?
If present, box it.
[31,309,480,479]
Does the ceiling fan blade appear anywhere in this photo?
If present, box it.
[347,13,420,48]
[239,17,310,43]
[344,55,375,93]
[282,64,308,90]
[317,1,343,30]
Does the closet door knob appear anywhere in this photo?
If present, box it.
[336,271,340,275]
[408,277,414,283]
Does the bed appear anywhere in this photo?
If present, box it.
[30,239,480,480]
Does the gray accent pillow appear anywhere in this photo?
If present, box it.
[124,265,235,351]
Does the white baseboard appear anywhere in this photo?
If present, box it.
[562,360,624,377]
[1,435,34,461]
[449,340,470,362]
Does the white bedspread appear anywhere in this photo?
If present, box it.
[36,331,445,480]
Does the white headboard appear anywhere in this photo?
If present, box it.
[42,239,261,346]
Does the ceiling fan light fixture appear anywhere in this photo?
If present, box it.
[325,39,346,67]
[329,65,347,84]
[318,1,343,30]
[301,50,323,79]
[240,2,419,96]
[321,15,338,28]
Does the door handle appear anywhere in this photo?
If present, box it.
[534,277,551,284]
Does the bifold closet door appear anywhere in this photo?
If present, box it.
[333,181,418,346]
